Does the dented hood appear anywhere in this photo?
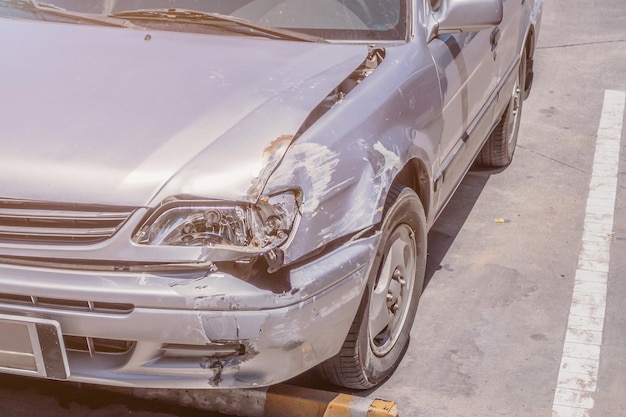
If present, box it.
[0,19,368,207]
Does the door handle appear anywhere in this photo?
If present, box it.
[490,27,501,51]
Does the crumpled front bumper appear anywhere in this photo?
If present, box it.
[0,235,378,389]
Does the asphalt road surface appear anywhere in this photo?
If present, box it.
[1,0,625,416]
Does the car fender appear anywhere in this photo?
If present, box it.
[262,43,442,265]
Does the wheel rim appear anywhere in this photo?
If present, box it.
[368,223,417,357]
[506,66,523,151]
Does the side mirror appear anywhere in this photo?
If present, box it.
[434,0,503,34]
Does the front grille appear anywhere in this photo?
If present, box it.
[0,199,135,244]
[64,335,135,355]
[0,292,134,314]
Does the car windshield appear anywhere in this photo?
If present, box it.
[0,0,408,41]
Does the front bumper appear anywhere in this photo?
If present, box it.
[0,235,377,389]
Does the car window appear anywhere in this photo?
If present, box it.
[112,0,408,40]
[0,0,409,41]
[231,0,399,31]
[0,0,408,41]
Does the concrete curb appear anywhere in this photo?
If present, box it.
[100,384,399,417]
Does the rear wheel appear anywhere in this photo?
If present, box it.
[477,47,527,167]
[320,185,427,389]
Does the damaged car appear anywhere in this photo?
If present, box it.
[0,0,542,389]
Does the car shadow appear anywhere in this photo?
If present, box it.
[423,166,498,288]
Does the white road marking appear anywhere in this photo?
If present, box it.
[552,90,625,417]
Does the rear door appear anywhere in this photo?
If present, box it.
[494,0,531,109]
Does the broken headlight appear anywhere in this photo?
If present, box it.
[133,192,299,251]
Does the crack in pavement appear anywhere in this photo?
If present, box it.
[517,145,588,174]
[537,38,626,50]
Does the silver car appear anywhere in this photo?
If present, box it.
[0,0,542,390]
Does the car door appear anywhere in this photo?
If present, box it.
[427,2,500,209]
[494,0,530,108]
[497,0,530,74]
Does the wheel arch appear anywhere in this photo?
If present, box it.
[390,158,432,223]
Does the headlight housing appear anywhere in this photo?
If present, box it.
[133,192,299,252]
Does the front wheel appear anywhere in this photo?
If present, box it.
[320,185,427,389]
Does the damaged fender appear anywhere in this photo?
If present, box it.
[262,42,442,266]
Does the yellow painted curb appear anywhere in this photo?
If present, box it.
[322,395,399,417]
[322,394,355,417]
[265,385,399,417]
[367,399,400,417]
[265,385,336,417]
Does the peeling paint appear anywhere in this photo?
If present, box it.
[247,135,294,198]
[270,142,340,215]
[373,140,402,190]
[201,359,224,387]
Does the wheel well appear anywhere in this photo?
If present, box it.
[391,159,431,220]
[525,27,535,60]
[521,28,536,99]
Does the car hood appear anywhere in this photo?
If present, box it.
[0,18,368,207]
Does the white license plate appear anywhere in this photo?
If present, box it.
[0,313,69,380]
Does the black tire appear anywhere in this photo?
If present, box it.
[476,47,527,167]
[320,185,427,389]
